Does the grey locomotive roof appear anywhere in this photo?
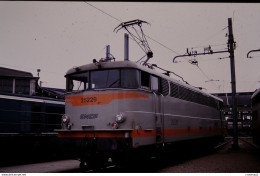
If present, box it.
[66,60,222,102]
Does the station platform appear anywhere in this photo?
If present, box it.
[0,160,79,173]
[158,138,260,173]
[1,138,260,173]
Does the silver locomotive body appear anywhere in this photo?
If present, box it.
[57,60,224,168]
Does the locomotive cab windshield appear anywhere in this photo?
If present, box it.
[66,68,142,92]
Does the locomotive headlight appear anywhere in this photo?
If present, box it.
[62,114,70,124]
[111,122,119,129]
[62,114,73,130]
[115,113,126,123]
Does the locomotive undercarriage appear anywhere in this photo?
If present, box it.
[78,137,133,170]
[77,134,225,170]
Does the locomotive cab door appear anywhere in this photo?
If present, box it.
[155,94,164,143]
[151,76,164,144]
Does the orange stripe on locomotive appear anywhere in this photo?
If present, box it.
[65,92,149,106]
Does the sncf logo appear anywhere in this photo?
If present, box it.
[80,114,98,119]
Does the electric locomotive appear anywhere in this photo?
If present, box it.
[57,58,224,168]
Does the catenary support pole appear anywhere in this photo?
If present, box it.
[228,18,239,149]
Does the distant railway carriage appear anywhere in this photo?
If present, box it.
[226,118,242,131]
[0,67,65,166]
[0,93,64,134]
[57,60,225,168]
[0,93,65,166]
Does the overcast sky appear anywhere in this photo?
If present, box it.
[1,2,260,93]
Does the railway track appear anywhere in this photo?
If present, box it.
[2,136,258,173]
[213,138,233,150]
[239,137,260,150]
[67,138,238,173]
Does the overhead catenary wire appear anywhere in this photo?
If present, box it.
[84,1,229,59]
[198,26,228,46]
[2,2,250,94]
[83,2,193,64]
[83,1,226,92]
[0,2,224,93]
[84,1,180,56]
[84,2,122,23]
[196,65,221,91]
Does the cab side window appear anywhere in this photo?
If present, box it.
[151,75,159,92]
[141,71,150,89]
[140,71,160,93]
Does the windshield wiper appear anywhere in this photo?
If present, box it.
[108,79,120,88]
